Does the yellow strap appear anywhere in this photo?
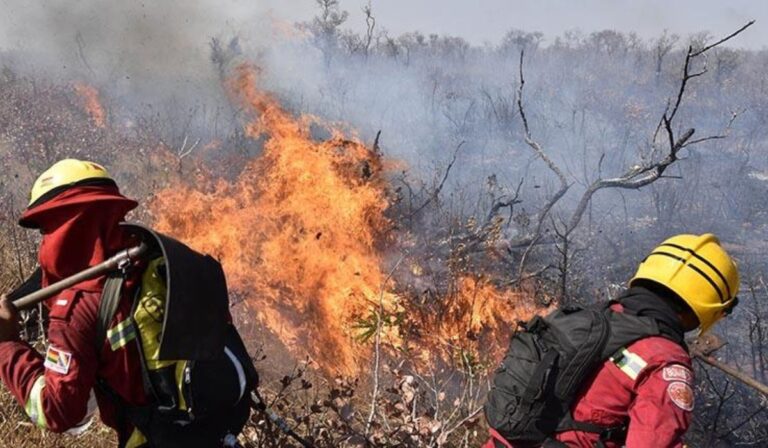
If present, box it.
[126,428,148,448]
[24,376,47,428]
[174,361,189,411]
[610,348,648,380]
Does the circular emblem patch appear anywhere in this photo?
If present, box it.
[667,381,694,411]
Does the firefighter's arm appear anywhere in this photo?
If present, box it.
[0,290,98,433]
[625,363,694,448]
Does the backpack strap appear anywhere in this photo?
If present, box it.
[555,309,611,399]
[557,411,628,446]
[95,376,154,448]
[93,270,137,448]
[551,308,631,445]
[6,268,42,301]
[94,270,158,447]
[96,271,125,351]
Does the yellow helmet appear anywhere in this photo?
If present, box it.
[27,159,113,207]
[20,159,137,229]
[630,233,739,334]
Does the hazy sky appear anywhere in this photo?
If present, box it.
[0,0,764,59]
[265,0,766,49]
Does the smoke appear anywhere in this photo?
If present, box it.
[0,0,281,106]
[1,0,766,281]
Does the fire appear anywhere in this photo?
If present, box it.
[73,83,106,128]
[413,276,547,366]
[150,64,398,374]
[150,63,546,374]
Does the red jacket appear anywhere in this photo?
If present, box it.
[0,283,147,437]
[483,309,694,448]
[0,186,146,442]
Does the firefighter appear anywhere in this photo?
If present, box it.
[0,159,255,447]
[484,234,739,448]
[0,159,145,441]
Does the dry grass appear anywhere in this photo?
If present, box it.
[0,386,116,447]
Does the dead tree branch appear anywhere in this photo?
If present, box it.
[173,134,201,173]
[517,51,569,193]
[691,20,755,57]
[487,177,524,224]
[75,32,96,78]
[372,129,382,154]
[362,1,376,59]
[513,50,569,274]
[564,21,753,235]
[436,406,484,445]
[409,141,464,218]
[365,254,406,437]
[177,134,201,159]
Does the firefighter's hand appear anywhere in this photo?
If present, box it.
[0,295,20,342]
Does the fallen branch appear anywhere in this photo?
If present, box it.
[695,355,768,398]
[691,333,768,398]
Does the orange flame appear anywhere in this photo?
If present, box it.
[150,63,547,374]
[73,83,106,128]
[425,276,548,364]
[151,64,398,374]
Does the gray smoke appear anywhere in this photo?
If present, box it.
[0,0,280,106]
[0,0,764,244]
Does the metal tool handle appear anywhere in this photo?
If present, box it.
[10,243,149,310]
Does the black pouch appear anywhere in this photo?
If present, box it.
[137,326,258,447]
[182,325,259,419]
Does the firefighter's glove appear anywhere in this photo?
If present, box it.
[0,295,20,342]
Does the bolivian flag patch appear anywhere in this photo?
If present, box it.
[44,346,72,375]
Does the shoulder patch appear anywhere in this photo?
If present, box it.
[667,381,694,411]
[44,346,72,375]
[663,365,693,384]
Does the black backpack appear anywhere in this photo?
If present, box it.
[484,303,680,445]
[96,223,258,448]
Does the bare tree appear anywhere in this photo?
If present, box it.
[362,2,376,59]
[652,30,680,83]
[309,0,349,65]
[506,21,755,282]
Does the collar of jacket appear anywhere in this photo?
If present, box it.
[614,286,687,349]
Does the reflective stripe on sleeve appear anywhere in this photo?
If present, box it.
[610,348,648,380]
[107,317,137,351]
[24,375,47,428]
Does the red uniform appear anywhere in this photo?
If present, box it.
[0,186,147,442]
[0,286,147,435]
[483,306,695,448]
